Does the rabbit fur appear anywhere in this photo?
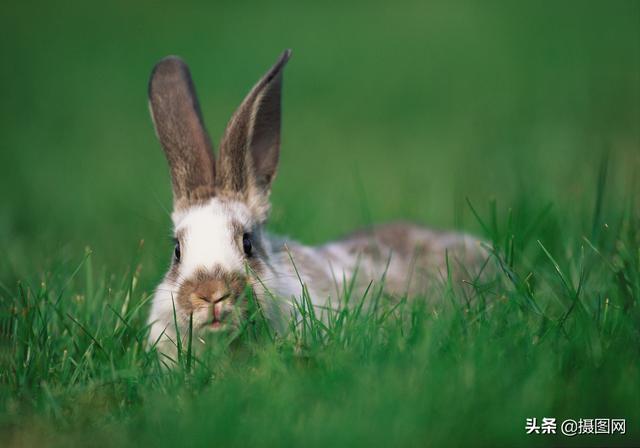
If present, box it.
[146,50,489,358]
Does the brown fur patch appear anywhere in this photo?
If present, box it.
[176,267,247,313]
[342,221,423,258]
[331,221,490,297]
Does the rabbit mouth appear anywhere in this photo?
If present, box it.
[202,316,229,332]
[200,301,233,331]
[206,320,225,331]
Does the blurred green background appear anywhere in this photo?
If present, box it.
[1,0,638,287]
[1,1,639,446]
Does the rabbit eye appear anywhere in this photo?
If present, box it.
[242,233,253,257]
[174,241,181,262]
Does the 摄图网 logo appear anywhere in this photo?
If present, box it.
[525,417,626,437]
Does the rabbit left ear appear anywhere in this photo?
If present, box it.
[216,50,291,209]
[148,56,216,210]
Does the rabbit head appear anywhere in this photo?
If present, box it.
[147,50,291,347]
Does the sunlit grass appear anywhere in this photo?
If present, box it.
[2,180,638,446]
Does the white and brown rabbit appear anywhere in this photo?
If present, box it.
[146,50,488,357]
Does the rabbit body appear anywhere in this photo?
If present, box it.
[145,51,487,358]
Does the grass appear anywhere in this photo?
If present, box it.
[2,178,638,447]
[1,0,639,446]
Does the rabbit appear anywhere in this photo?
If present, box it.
[146,49,489,358]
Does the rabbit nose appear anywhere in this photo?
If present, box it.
[212,292,231,303]
[192,280,230,303]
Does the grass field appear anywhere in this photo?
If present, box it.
[1,0,639,446]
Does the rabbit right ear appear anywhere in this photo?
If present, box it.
[216,50,291,217]
[148,56,216,210]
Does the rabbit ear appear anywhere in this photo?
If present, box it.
[216,50,291,211]
[148,56,216,210]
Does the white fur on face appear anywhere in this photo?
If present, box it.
[147,198,255,356]
[172,198,253,279]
